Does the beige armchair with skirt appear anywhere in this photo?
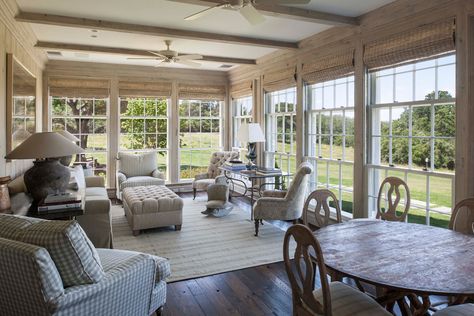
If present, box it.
[192,151,239,199]
[252,162,313,236]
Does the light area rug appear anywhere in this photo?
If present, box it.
[111,199,294,282]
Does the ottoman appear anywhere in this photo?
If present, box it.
[122,185,183,236]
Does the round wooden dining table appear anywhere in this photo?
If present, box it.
[313,219,474,314]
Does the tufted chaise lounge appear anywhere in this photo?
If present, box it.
[192,151,239,199]
[123,185,183,236]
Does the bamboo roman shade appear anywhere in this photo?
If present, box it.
[263,65,296,92]
[49,78,109,98]
[302,50,354,85]
[230,80,253,99]
[119,81,172,98]
[178,83,226,100]
[364,19,455,70]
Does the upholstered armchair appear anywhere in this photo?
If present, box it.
[192,151,239,199]
[116,151,165,200]
[202,183,233,217]
[252,162,313,236]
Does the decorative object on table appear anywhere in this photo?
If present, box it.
[115,151,166,200]
[38,192,82,213]
[57,130,80,166]
[5,53,37,155]
[376,176,410,222]
[236,122,265,170]
[5,132,84,203]
[192,151,239,199]
[256,166,281,176]
[252,162,312,236]
[223,159,246,171]
[202,183,233,217]
[283,224,391,316]
[302,189,342,230]
[0,176,12,212]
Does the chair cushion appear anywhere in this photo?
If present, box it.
[0,214,42,240]
[433,304,474,316]
[7,175,27,194]
[206,200,228,209]
[314,282,391,316]
[120,176,165,190]
[85,186,108,197]
[117,151,157,178]
[193,178,215,190]
[16,220,105,288]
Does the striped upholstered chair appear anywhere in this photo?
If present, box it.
[116,151,165,200]
[0,214,170,316]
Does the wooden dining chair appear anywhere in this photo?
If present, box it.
[302,189,342,230]
[283,224,391,316]
[449,198,474,235]
[377,177,410,222]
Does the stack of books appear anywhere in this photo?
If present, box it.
[224,160,247,171]
[256,167,282,176]
[38,193,82,213]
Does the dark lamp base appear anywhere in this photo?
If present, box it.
[24,159,71,202]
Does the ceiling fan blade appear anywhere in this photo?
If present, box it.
[127,57,163,60]
[239,3,265,25]
[147,51,168,59]
[257,0,311,4]
[176,54,203,61]
[184,3,228,21]
[175,60,201,67]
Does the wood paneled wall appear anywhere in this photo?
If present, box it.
[229,0,473,218]
[0,0,46,179]
[43,61,229,186]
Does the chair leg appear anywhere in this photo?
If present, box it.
[175,225,182,231]
[155,307,163,316]
[254,219,260,237]
[132,230,140,236]
[193,188,197,200]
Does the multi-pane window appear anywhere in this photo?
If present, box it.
[179,100,223,180]
[265,87,297,177]
[233,96,253,156]
[306,75,355,215]
[51,97,108,178]
[368,54,455,228]
[12,96,36,148]
[119,97,169,179]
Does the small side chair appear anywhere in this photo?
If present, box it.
[449,197,474,235]
[377,177,410,222]
[283,224,391,316]
[303,189,342,230]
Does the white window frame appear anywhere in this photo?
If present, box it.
[367,54,456,226]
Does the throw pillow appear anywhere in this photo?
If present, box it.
[0,214,42,240]
[17,220,104,287]
[117,151,157,177]
[7,175,28,194]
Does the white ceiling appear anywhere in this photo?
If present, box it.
[16,0,396,71]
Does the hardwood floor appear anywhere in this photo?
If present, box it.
[163,262,292,316]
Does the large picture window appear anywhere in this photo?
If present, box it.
[368,54,455,227]
[179,100,223,180]
[51,96,108,178]
[305,75,355,215]
[265,87,297,178]
[119,97,169,179]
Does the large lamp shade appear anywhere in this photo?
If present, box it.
[57,130,80,143]
[237,123,265,143]
[5,132,85,202]
[5,132,84,160]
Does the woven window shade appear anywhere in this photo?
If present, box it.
[364,19,455,70]
[119,81,172,98]
[230,81,253,99]
[263,65,296,92]
[178,83,226,100]
[302,50,354,85]
[49,78,109,98]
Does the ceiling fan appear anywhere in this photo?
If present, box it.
[184,0,311,25]
[127,40,203,67]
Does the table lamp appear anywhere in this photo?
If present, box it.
[237,122,266,170]
[57,130,81,166]
[5,132,84,202]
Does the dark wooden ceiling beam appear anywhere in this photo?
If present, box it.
[35,41,257,65]
[16,11,298,49]
[170,0,359,26]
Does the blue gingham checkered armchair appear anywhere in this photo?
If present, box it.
[0,237,170,316]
